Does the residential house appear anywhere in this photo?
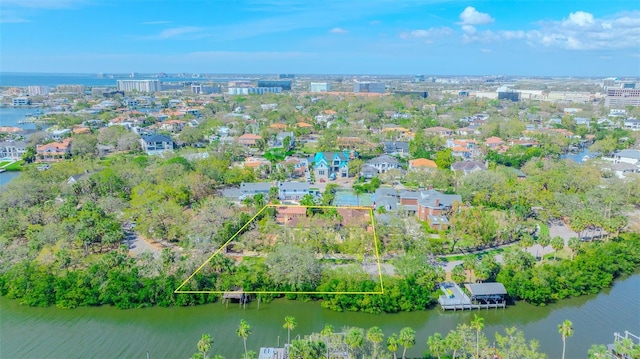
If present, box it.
[374,188,400,212]
[383,141,410,157]
[276,206,307,226]
[243,157,271,170]
[277,156,309,178]
[221,182,274,201]
[485,136,505,148]
[416,189,462,229]
[277,181,310,201]
[275,132,295,149]
[361,155,401,179]
[447,139,479,159]
[455,127,481,136]
[140,134,174,155]
[269,123,287,131]
[313,151,350,181]
[610,149,640,167]
[336,207,371,228]
[49,129,72,141]
[623,119,640,131]
[408,158,438,171]
[451,161,487,175]
[159,120,186,133]
[574,117,591,127]
[0,140,27,160]
[399,190,419,216]
[36,138,72,162]
[237,133,262,147]
[597,118,615,128]
[424,126,453,137]
[296,122,314,131]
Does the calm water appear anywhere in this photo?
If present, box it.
[1,274,638,359]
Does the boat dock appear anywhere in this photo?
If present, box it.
[438,282,507,310]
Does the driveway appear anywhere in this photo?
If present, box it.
[123,230,162,258]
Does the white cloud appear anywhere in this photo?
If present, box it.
[399,26,453,40]
[529,10,640,50]
[143,26,205,40]
[329,27,348,34]
[1,0,87,9]
[458,6,494,26]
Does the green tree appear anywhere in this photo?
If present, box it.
[445,329,464,359]
[387,334,399,359]
[462,255,477,283]
[538,233,551,261]
[427,333,446,359]
[434,148,454,170]
[551,236,564,260]
[451,265,466,284]
[587,344,608,359]
[568,237,581,260]
[193,333,212,359]
[22,146,36,163]
[470,315,485,359]
[345,327,364,358]
[558,320,573,359]
[237,319,251,359]
[398,327,415,359]
[366,326,384,359]
[283,316,297,345]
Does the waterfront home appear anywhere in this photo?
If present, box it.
[36,138,72,162]
[0,140,27,161]
[277,181,310,201]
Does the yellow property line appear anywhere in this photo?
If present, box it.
[175,204,385,295]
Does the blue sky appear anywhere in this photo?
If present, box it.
[1,0,639,76]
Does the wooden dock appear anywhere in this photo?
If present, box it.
[438,282,507,311]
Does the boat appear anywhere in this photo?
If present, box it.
[582,155,590,162]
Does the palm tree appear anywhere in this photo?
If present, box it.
[387,334,399,359]
[462,255,477,282]
[568,237,581,260]
[427,333,446,359]
[445,330,464,359]
[588,344,608,358]
[196,333,212,359]
[538,233,551,261]
[551,236,564,260]
[398,327,415,359]
[470,315,485,359]
[366,326,384,359]
[345,327,364,359]
[283,316,297,345]
[558,319,573,359]
[237,319,251,359]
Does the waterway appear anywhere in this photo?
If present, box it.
[1,273,638,359]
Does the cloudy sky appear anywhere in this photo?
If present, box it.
[1,0,639,76]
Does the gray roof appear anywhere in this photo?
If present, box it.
[466,283,507,296]
[141,134,172,143]
[383,141,409,153]
[240,182,274,192]
[0,140,27,148]
[615,149,640,160]
[399,190,418,199]
[221,188,243,199]
[361,164,379,175]
[278,181,309,191]
[417,189,461,208]
[375,187,399,198]
[375,196,398,211]
[367,155,400,166]
[451,161,487,172]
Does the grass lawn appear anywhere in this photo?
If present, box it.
[0,161,10,167]
[4,160,23,171]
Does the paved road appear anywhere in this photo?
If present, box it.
[123,230,162,258]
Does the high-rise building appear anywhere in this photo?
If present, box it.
[117,80,161,93]
[27,86,50,96]
[310,82,330,92]
[279,74,295,79]
[353,81,385,93]
[605,88,640,108]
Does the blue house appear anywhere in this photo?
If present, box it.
[313,151,350,181]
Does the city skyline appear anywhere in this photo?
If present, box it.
[1,0,639,76]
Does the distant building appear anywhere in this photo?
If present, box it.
[36,138,72,162]
[309,82,330,92]
[257,80,291,91]
[117,80,161,93]
[498,91,520,102]
[228,87,282,95]
[394,91,428,98]
[27,86,50,96]
[353,81,385,94]
[278,74,295,79]
[191,84,222,95]
[605,88,640,108]
[56,84,85,94]
[12,97,30,106]
[314,151,350,181]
